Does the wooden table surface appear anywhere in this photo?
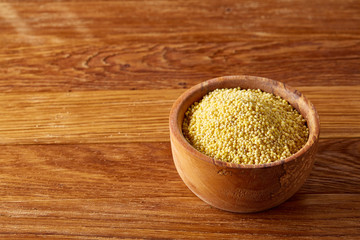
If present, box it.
[0,0,359,239]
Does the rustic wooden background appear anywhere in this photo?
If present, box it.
[0,0,359,239]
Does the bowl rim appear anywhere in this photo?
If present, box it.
[169,75,320,169]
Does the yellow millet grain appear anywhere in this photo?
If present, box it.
[182,88,309,164]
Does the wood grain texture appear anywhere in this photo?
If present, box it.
[0,139,358,199]
[0,41,359,92]
[0,0,359,238]
[300,138,360,194]
[0,141,359,239]
[0,195,359,239]
[0,1,359,92]
[0,86,357,145]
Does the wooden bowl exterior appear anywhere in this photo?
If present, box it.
[169,75,320,213]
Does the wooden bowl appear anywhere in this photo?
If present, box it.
[169,75,320,213]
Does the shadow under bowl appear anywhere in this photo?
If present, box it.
[169,75,320,213]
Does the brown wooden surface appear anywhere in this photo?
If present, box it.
[0,0,359,239]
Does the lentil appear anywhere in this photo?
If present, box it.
[182,88,309,164]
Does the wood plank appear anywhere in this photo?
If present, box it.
[0,139,358,201]
[0,1,359,91]
[0,194,359,239]
[1,0,358,43]
[0,86,358,144]
[299,86,360,138]
[300,138,360,194]
[0,141,358,238]
[0,42,358,92]
[0,89,173,144]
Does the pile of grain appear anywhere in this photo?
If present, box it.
[182,88,309,164]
